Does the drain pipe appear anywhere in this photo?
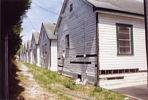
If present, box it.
[144,0,148,89]
[95,12,100,87]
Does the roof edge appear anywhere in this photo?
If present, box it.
[93,6,144,17]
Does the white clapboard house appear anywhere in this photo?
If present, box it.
[31,32,40,66]
[27,40,32,63]
[39,22,57,71]
[55,0,147,88]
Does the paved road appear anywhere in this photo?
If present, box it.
[112,84,148,100]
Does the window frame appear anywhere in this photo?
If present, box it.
[116,23,134,55]
[70,4,73,12]
[65,34,70,49]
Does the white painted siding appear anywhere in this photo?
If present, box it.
[57,0,97,82]
[98,13,147,70]
[50,40,57,71]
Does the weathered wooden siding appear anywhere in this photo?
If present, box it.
[98,13,147,70]
[31,36,39,66]
[39,27,51,69]
[57,0,97,82]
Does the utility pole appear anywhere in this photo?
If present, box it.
[144,0,148,88]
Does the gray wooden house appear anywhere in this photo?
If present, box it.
[39,22,57,71]
[31,32,40,66]
[27,40,32,63]
[55,0,147,88]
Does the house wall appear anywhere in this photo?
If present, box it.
[57,0,97,83]
[50,40,57,71]
[32,37,38,65]
[39,27,51,69]
[98,13,147,71]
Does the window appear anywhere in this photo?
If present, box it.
[45,44,47,53]
[116,23,133,55]
[42,45,44,54]
[65,34,70,49]
[70,4,73,12]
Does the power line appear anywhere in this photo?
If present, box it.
[24,28,30,33]
[32,2,59,15]
[27,16,38,32]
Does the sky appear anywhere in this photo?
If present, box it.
[21,0,143,44]
[21,0,63,44]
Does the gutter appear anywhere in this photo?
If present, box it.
[95,13,100,87]
[144,0,148,89]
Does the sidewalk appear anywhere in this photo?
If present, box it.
[112,84,148,100]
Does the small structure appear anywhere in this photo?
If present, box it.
[55,0,147,88]
[31,32,40,66]
[27,40,32,63]
[24,42,28,62]
[39,22,57,71]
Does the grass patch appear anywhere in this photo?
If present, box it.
[22,62,126,100]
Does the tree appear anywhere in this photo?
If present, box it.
[1,0,31,99]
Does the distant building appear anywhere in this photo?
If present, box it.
[39,22,57,71]
[31,32,40,66]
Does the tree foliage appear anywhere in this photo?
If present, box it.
[2,0,31,55]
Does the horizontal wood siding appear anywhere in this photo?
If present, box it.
[39,27,50,69]
[98,13,147,70]
[57,0,97,81]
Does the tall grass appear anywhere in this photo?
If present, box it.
[23,62,125,100]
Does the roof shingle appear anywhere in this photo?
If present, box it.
[86,0,144,15]
[32,32,39,44]
[42,22,57,39]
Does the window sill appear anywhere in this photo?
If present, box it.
[117,53,134,56]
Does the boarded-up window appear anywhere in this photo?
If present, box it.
[116,24,133,55]
[65,34,69,49]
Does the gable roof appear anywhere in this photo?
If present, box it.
[42,22,57,39]
[55,0,144,31]
[32,32,39,44]
[87,0,144,16]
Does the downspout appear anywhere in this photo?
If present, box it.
[144,0,148,88]
[96,12,100,87]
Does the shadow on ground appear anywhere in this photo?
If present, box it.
[9,61,25,100]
